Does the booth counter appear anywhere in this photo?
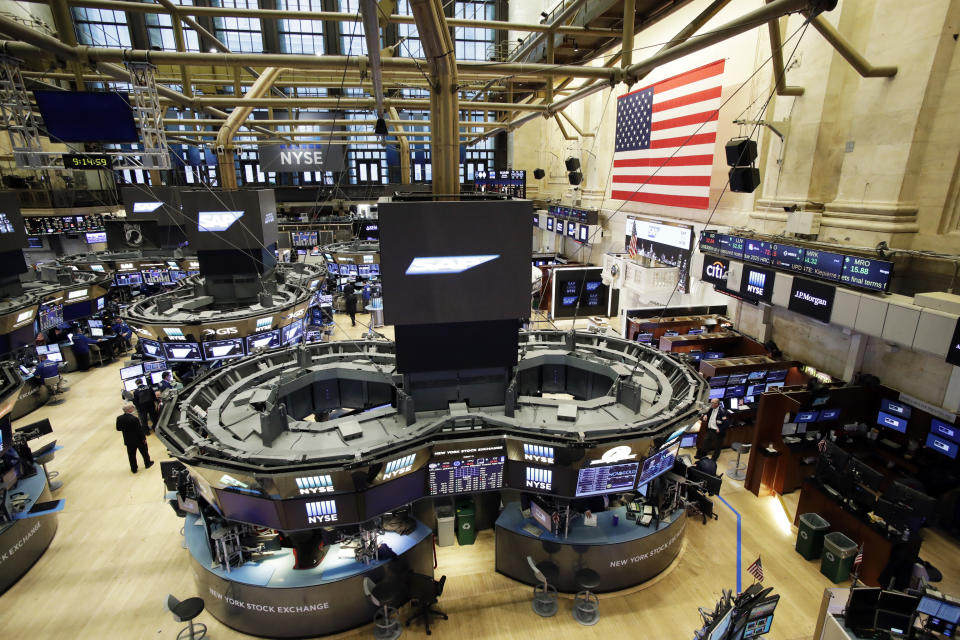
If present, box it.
[184,515,434,638]
[495,502,685,593]
[0,463,60,594]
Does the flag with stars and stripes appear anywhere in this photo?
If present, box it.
[747,556,764,582]
[612,59,725,210]
[628,219,638,257]
[853,545,864,569]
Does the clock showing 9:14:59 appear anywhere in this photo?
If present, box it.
[62,153,113,170]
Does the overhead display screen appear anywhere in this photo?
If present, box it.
[139,338,163,359]
[282,319,303,344]
[802,249,845,281]
[788,277,836,323]
[202,338,245,360]
[245,330,281,352]
[740,266,775,302]
[742,239,772,265]
[575,462,639,497]
[718,234,745,259]
[33,90,139,142]
[636,441,680,487]
[699,230,719,253]
[379,200,532,325]
[162,341,203,362]
[771,243,805,271]
[840,256,893,292]
[427,456,505,495]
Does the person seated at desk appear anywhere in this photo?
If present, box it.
[697,398,729,462]
[34,354,59,381]
[110,318,133,351]
[71,331,91,371]
[158,371,175,391]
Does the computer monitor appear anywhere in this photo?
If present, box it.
[796,411,819,423]
[727,373,748,386]
[529,500,552,532]
[878,411,908,433]
[679,433,698,448]
[706,608,733,640]
[765,381,784,391]
[709,387,725,400]
[880,398,912,419]
[688,351,702,363]
[37,344,63,363]
[849,458,883,490]
[90,327,103,338]
[687,466,722,495]
[120,364,144,380]
[878,590,921,615]
[819,408,841,421]
[747,370,768,382]
[88,319,103,329]
[709,376,729,388]
[874,610,912,635]
[746,384,766,397]
[725,385,746,398]
[122,378,139,392]
[926,433,959,460]
[782,422,798,436]
[663,331,679,337]
[704,351,724,359]
[848,587,882,611]
[149,370,169,385]
[766,369,788,382]
[139,338,163,359]
[636,440,681,487]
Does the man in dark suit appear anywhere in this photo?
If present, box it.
[116,404,153,473]
[343,280,358,326]
[698,398,729,461]
[132,378,159,432]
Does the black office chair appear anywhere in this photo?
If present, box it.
[406,573,447,636]
[166,594,206,640]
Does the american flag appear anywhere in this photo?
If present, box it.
[628,219,639,257]
[612,59,725,210]
[747,556,764,582]
[818,438,827,453]
[853,545,864,568]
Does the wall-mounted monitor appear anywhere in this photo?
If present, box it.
[575,462,639,497]
[427,456,505,495]
[162,341,203,362]
[33,90,139,142]
[202,338,245,361]
[245,330,281,352]
[282,319,303,345]
[636,441,680,487]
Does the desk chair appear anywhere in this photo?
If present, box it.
[527,556,559,617]
[727,442,751,481]
[89,343,110,367]
[572,568,600,626]
[34,443,61,491]
[42,373,66,405]
[363,577,402,640]
[406,573,447,636]
[166,595,206,640]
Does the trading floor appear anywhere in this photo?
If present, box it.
[2,313,958,640]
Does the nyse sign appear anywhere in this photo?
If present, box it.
[259,144,346,172]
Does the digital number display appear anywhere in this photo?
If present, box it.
[427,456,505,495]
[718,234,744,259]
[699,230,719,253]
[742,239,772,265]
[840,256,893,292]
[771,243,805,271]
[802,249,845,281]
[62,153,112,170]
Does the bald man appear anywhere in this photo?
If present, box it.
[116,404,154,473]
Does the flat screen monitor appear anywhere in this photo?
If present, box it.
[115,272,143,287]
[358,264,371,277]
[427,456,505,495]
[707,608,733,640]
[575,462,639,497]
[874,610,911,635]
[782,422,798,436]
[926,433,959,459]
[819,408,841,421]
[746,384,766,397]
[139,338,163,359]
[556,220,565,235]
[679,433,698,448]
[344,264,358,276]
[931,418,960,444]
[848,587,882,611]
[877,411,908,433]
[688,351,702,363]
[765,381,784,391]
[369,263,380,275]
[766,369,788,382]
[27,236,42,248]
[709,387,725,400]
[880,398,912,419]
[282,319,303,345]
[122,378,138,392]
[120,364,143,380]
[90,327,103,337]
[546,217,554,231]
[704,351,724,360]
[85,231,107,244]
[33,90,139,142]
[877,591,920,616]
[747,370,768,382]
[149,370,169,385]
[637,440,680,487]
[529,501,552,532]
[162,341,203,362]
[88,319,103,329]
[245,329,281,352]
[202,338,245,361]
[709,376,729,388]
[635,332,654,343]
[37,344,63,362]
[796,411,819,423]
[664,331,679,337]
[143,360,166,373]
[802,249,845,282]
[918,596,960,624]
[327,262,340,275]
[579,224,589,242]
[727,373,749,386]
[687,328,704,335]
[725,385,746,398]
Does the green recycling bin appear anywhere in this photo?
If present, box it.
[796,513,830,560]
[820,531,858,583]
[456,500,476,545]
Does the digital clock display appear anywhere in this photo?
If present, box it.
[840,256,893,292]
[62,153,112,170]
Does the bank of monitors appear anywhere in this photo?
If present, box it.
[637,440,680,487]
[36,344,63,363]
[796,411,819,423]
[575,462,639,497]
[282,319,303,345]
[115,272,143,287]
[162,341,203,362]
[139,338,163,359]
[202,338,245,361]
[120,363,144,380]
[918,594,960,636]
[246,330,281,352]
[427,456,505,495]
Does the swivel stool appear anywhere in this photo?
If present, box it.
[34,447,62,491]
[727,442,751,481]
[363,577,403,640]
[572,568,600,626]
[526,556,559,617]
[166,595,206,640]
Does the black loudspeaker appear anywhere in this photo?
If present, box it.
[729,167,760,193]
[533,168,545,179]
[568,171,582,185]
[565,157,580,171]
[725,138,757,166]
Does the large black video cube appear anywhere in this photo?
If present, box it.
[379,199,532,411]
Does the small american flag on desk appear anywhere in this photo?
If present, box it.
[612,59,725,210]
[747,556,764,582]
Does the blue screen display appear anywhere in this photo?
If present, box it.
[926,433,959,459]
[819,408,841,421]
[802,249,845,281]
[841,256,893,292]
[771,243,805,271]
[880,398,912,419]
[709,387,725,399]
[931,419,959,444]
[742,239,772,265]
[796,411,819,423]
[878,411,908,433]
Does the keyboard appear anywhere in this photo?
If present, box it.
[522,523,543,537]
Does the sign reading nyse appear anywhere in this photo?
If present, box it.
[258,144,346,172]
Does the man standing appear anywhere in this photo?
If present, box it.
[343,280,358,327]
[132,378,159,432]
[698,398,729,461]
[71,331,91,371]
[116,404,153,473]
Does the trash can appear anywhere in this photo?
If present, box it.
[436,505,456,547]
[456,500,476,546]
[820,532,858,583]
[796,513,830,560]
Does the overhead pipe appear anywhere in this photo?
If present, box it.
[511,0,590,64]
[215,66,286,190]
[157,96,548,111]
[804,12,897,77]
[388,106,411,185]
[559,110,594,137]
[553,114,577,141]
[359,0,386,122]
[621,0,636,70]
[767,2,804,95]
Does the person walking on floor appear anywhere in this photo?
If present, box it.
[116,404,153,473]
[132,378,159,432]
[343,280,358,327]
[697,397,730,461]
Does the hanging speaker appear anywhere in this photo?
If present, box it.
[725,138,757,167]
[533,168,545,179]
[568,171,582,185]
[565,157,580,171]
[729,167,761,193]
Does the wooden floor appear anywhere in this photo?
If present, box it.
[2,311,957,640]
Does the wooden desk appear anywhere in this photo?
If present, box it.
[658,331,741,352]
[794,479,922,587]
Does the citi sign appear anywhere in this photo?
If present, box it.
[745,270,766,297]
[522,443,554,464]
[525,467,552,491]
[305,500,338,524]
[296,475,334,495]
[384,454,416,480]
[705,261,727,280]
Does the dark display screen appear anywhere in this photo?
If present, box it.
[771,243,805,271]
[575,462,639,497]
[742,239,772,265]
[740,266,774,302]
[840,256,893,292]
[718,234,744,259]
[699,230,719,253]
[788,277,836,323]
[802,249,845,281]
[427,456,505,495]
[34,90,139,142]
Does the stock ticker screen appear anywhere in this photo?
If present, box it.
[427,456,505,495]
